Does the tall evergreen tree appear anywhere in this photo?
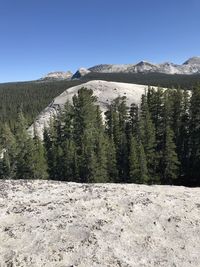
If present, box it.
[43,118,59,180]
[189,86,200,185]
[139,93,157,183]
[15,111,47,179]
[170,87,183,144]
[0,124,17,179]
[31,128,48,179]
[105,97,128,182]
[161,92,180,184]
[129,135,140,183]
[73,88,104,182]
[105,136,118,182]
[91,106,109,183]
[178,89,190,182]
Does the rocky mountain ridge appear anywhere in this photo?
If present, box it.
[41,57,200,81]
[41,71,73,80]
[88,57,200,75]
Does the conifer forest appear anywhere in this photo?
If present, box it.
[0,85,200,187]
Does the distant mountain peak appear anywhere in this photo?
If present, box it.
[183,56,200,65]
[136,61,153,66]
[72,68,91,79]
[41,71,73,80]
[43,57,200,81]
[79,56,200,76]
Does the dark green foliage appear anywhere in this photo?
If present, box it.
[139,94,157,183]
[73,88,99,182]
[0,124,17,179]
[14,111,48,179]
[106,137,118,182]
[1,72,200,131]
[43,118,63,180]
[161,92,180,184]
[137,141,149,183]
[44,88,109,183]
[1,85,200,186]
[0,80,83,131]
[128,135,140,183]
[189,86,200,185]
[81,72,200,89]
[0,111,48,179]
[105,97,129,182]
[162,125,180,184]
[178,90,190,181]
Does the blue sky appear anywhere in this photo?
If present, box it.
[0,0,200,82]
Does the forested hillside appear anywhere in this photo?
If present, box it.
[81,72,200,89]
[1,86,200,186]
[0,80,83,130]
[0,73,200,130]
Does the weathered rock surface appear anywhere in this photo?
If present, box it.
[29,80,157,138]
[72,68,91,79]
[88,56,200,75]
[41,71,73,80]
[0,180,200,267]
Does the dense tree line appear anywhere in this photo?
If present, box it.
[0,86,200,186]
[0,80,83,130]
[1,73,200,131]
[82,72,200,90]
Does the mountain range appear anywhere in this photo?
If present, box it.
[42,57,200,80]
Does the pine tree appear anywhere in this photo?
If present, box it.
[162,125,180,184]
[43,119,59,180]
[60,139,77,181]
[91,107,109,183]
[139,93,157,183]
[0,124,17,179]
[129,135,140,183]
[128,135,148,184]
[189,86,200,185]
[73,88,104,183]
[106,136,118,182]
[58,102,78,181]
[147,87,165,147]
[161,92,180,184]
[170,87,183,145]
[179,89,190,182]
[32,128,48,179]
[61,101,74,141]
[137,141,149,184]
[12,110,47,180]
[127,103,139,137]
[105,97,128,182]
[14,110,34,179]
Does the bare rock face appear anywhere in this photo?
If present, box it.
[29,80,153,138]
[72,68,91,79]
[41,71,73,80]
[0,180,200,267]
[88,56,200,75]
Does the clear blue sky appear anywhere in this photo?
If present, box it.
[0,0,200,82]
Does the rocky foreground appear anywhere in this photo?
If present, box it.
[0,181,200,267]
